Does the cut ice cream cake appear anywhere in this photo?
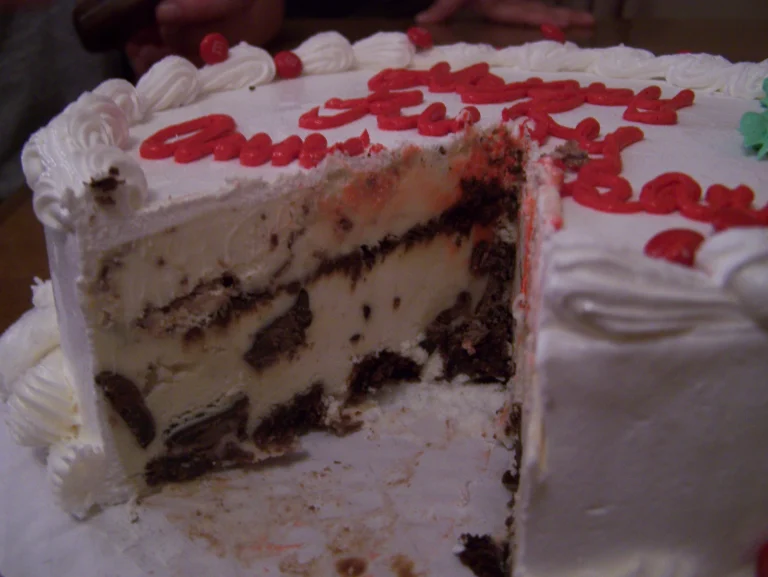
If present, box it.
[2,27,768,577]
[79,127,524,490]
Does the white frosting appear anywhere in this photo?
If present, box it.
[136,55,200,112]
[0,279,59,400]
[294,31,355,75]
[544,234,752,338]
[496,41,596,73]
[664,53,733,92]
[32,144,147,232]
[587,46,671,79]
[199,42,276,93]
[723,60,768,99]
[66,93,130,151]
[352,31,415,69]
[47,441,132,520]
[412,42,496,69]
[93,79,146,124]
[696,227,768,324]
[6,348,79,447]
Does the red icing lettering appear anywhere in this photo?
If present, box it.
[418,102,452,137]
[213,132,245,161]
[640,173,702,215]
[272,135,302,166]
[299,133,328,169]
[240,133,273,167]
[299,106,369,130]
[140,114,236,161]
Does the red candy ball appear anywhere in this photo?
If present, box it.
[200,33,229,65]
[407,26,433,50]
[274,51,303,79]
[540,23,566,44]
[644,229,705,267]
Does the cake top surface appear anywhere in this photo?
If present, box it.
[20,30,768,261]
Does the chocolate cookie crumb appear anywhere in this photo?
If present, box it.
[393,297,401,310]
[347,351,421,404]
[336,216,354,234]
[551,140,589,170]
[244,290,313,372]
[253,383,326,449]
[270,234,279,250]
[502,469,520,493]
[89,172,122,206]
[362,304,371,320]
[505,402,522,437]
[456,534,509,577]
[95,372,156,448]
[335,557,367,577]
[349,333,361,344]
[145,442,254,486]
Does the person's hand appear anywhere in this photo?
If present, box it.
[126,0,284,77]
[416,0,594,27]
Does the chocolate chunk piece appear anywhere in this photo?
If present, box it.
[252,383,326,449]
[95,372,156,448]
[505,401,522,437]
[347,351,422,405]
[244,290,313,372]
[455,534,509,577]
[424,242,516,383]
[551,140,589,170]
[335,557,367,577]
[89,167,122,206]
[145,442,254,486]
[165,396,249,451]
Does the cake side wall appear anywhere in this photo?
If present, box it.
[515,231,768,577]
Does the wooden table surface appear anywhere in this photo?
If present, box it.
[1,17,766,333]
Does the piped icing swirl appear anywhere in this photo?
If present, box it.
[199,42,276,93]
[544,234,753,338]
[0,279,59,400]
[352,32,415,69]
[696,228,768,325]
[136,55,200,112]
[31,144,147,231]
[93,79,146,124]
[6,349,79,448]
[66,93,130,151]
[664,53,733,92]
[294,31,355,75]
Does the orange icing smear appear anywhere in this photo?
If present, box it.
[324,127,526,234]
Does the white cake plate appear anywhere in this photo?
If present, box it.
[0,382,512,577]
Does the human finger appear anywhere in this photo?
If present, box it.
[476,0,594,27]
[415,0,470,24]
[155,0,253,25]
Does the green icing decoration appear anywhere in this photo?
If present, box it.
[762,77,768,108]
[740,78,768,159]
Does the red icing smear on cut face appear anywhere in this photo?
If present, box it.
[644,229,705,267]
